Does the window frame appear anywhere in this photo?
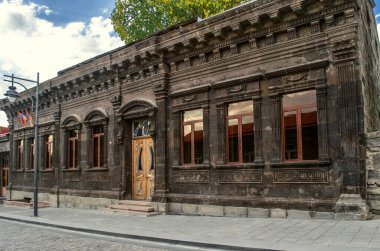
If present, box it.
[17,139,24,170]
[92,125,105,168]
[281,90,318,162]
[225,101,254,164]
[44,135,54,169]
[29,138,34,170]
[181,109,204,166]
[67,130,79,169]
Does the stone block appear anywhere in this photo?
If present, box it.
[248,208,269,218]
[335,213,354,221]
[270,208,287,218]
[287,210,311,219]
[313,212,334,220]
[367,136,380,148]
[182,204,198,215]
[198,205,224,217]
[224,206,247,217]
[334,194,368,219]
[169,203,182,214]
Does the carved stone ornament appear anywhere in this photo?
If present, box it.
[273,168,329,183]
[283,73,308,83]
[227,84,247,94]
[173,170,209,183]
[182,94,198,103]
[111,95,122,108]
[218,170,262,184]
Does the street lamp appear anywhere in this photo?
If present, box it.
[3,73,40,217]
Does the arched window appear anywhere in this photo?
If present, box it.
[84,109,108,169]
[61,115,81,169]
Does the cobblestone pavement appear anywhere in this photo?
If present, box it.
[0,207,380,251]
[0,220,192,251]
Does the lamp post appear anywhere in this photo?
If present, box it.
[3,73,39,217]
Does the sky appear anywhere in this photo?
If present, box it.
[0,0,380,127]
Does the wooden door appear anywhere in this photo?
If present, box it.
[132,137,154,200]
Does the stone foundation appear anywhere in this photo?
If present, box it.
[7,190,118,210]
[366,132,380,214]
[151,202,367,221]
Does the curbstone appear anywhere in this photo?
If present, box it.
[198,205,224,217]
[287,210,311,219]
[224,206,248,217]
[313,212,335,220]
[169,203,182,214]
[248,208,269,218]
[182,204,198,215]
[270,209,287,218]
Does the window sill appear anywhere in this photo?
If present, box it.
[173,164,211,170]
[216,163,265,169]
[85,167,108,172]
[25,169,36,173]
[62,168,81,172]
[41,169,54,173]
[270,160,331,168]
[14,169,25,173]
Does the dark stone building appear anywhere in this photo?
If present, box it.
[1,0,379,219]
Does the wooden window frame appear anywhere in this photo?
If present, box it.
[226,111,254,164]
[17,140,24,170]
[181,111,203,166]
[282,99,318,162]
[44,135,53,169]
[92,126,104,168]
[68,130,78,169]
[29,139,34,170]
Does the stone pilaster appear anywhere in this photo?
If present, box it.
[270,93,281,162]
[152,74,169,200]
[253,97,263,164]
[202,105,210,165]
[172,112,181,166]
[216,104,226,165]
[316,84,329,161]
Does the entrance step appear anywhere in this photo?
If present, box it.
[119,200,152,207]
[109,204,154,212]
[107,200,159,217]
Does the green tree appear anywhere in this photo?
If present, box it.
[111,0,248,44]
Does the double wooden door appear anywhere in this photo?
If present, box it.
[132,137,154,200]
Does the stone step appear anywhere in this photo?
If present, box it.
[118,200,152,207]
[109,204,155,212]
[104,209,161,217]
[4,200,50,208]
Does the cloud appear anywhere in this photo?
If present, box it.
[0,0,123,127]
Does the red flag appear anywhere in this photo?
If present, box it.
[19,112,27,127]
[25,111,33,127]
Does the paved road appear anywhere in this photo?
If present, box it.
[0,220,195,251]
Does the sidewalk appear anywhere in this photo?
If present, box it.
[0,206,379,251]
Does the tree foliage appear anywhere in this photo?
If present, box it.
[111,0,248,44]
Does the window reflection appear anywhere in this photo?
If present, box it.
[68,130,78,169]
[283,90,318,161]
[45,135,53,169]
[227,101,254,163]
[182,109,203,165]
[93,125,104,168]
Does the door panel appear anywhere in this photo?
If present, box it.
[132,137,154,200]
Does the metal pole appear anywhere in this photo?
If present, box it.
[33,73,39,217]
